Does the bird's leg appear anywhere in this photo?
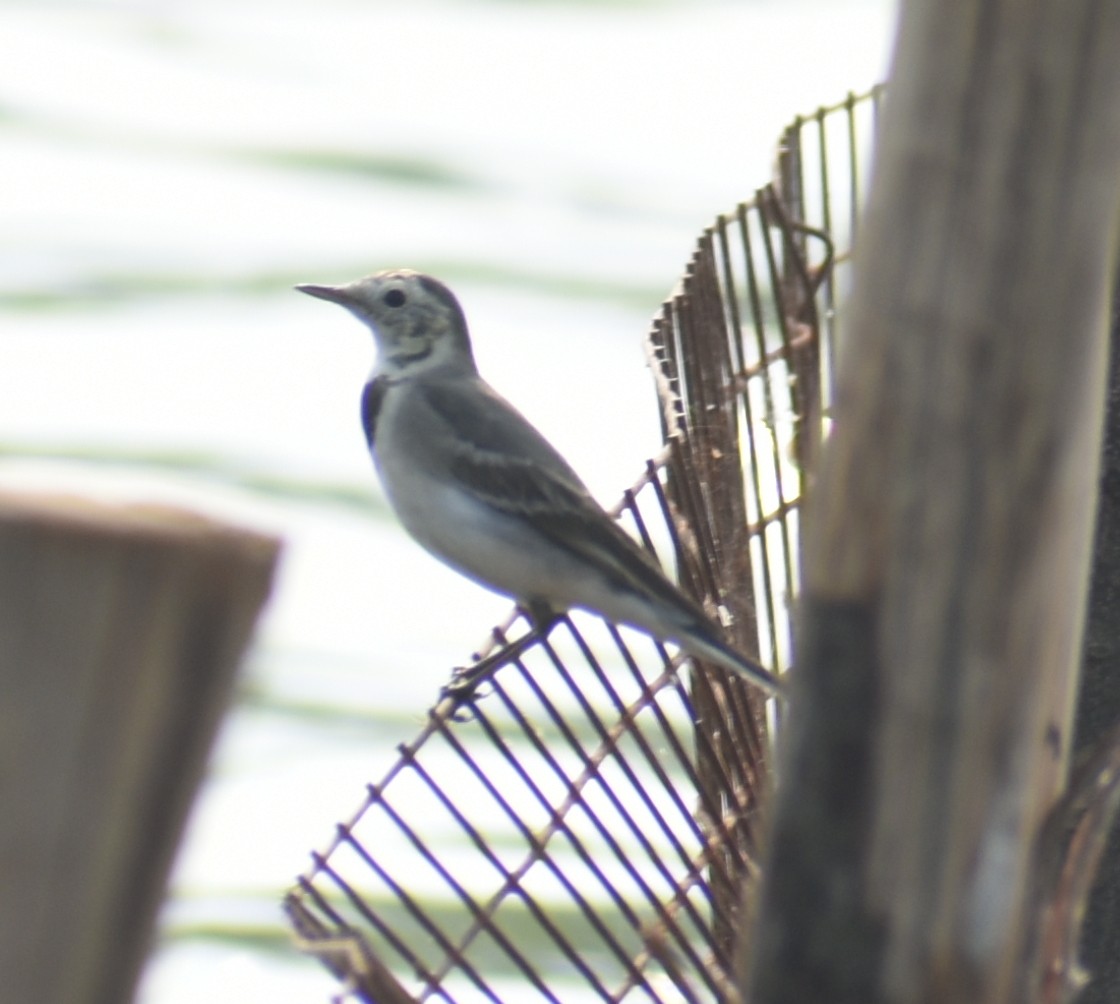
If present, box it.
[436,602,561,714]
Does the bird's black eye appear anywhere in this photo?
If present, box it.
[383,289,406,308]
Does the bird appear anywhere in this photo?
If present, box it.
[295,269,781,697]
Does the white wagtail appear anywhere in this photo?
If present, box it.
[296,269,780,697]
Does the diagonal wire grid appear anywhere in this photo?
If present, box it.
[284,88,881,1004]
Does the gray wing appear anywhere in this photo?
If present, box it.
[415,375,590,501]
[417,377,708,617]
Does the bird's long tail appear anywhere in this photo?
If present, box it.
[677,622,783,697]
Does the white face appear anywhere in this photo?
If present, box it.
[298,269,475,375]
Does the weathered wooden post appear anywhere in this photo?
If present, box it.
[0,493,279,1004]
[745,3,1120,1003]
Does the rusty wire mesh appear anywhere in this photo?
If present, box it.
[284,87,881,1003]
[775,86,885,399]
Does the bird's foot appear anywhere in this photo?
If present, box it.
[431,609,561,723]
[432,662,495,721]
[430,637,518,721]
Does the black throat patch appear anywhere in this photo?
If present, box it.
[361,376,391,448]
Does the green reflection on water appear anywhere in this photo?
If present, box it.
[0,442,388,515]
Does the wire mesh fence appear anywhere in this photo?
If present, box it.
[775,86,885,402]
[285,85,882,1003]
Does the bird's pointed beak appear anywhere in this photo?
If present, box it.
[295,282,356,307]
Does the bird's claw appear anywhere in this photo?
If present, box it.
[432,666,491,721]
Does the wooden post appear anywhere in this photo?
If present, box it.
[0,493,279,1004]
[1072,276,1120,1002]
[745,3,1120,1004]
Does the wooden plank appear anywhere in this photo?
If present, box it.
[0,493,279,1004]
[746,2,1120,1002]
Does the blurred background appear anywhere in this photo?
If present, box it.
[0,0,894,999]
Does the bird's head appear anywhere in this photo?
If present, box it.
[296,269,476,377]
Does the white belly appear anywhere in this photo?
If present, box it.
[368,379,678,634]
[377,458,690,643]
[374,440,585,609]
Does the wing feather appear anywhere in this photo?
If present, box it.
[417,377,707,618]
